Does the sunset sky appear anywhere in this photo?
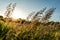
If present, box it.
[0,0,60,22]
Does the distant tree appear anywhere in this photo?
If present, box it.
[4,3,16,18]
[0,15,3,19]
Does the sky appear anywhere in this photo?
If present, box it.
[0,0,60,22]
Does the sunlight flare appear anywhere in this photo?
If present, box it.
[11,8,27,19]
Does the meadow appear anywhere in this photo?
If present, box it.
[0,17,60,40]
[0,3,60,40]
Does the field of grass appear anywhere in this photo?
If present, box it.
[0,17,60,40]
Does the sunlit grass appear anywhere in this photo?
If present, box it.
[0,18,60,40]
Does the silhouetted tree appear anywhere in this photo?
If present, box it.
[0,15,3,19]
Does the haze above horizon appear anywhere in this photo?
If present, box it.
[0,0,60,22]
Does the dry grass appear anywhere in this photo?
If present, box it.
[0,18,60,40]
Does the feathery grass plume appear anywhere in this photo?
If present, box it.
[26,12,35,21]
[41,8,56,23]
[4,3,16,18]
[4,3,12,18]
[31,7,46,21]
[12,3,16,12]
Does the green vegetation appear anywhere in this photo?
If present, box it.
[0,3,60,40]
[0,17,60,40]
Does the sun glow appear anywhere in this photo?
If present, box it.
[11,8,27,19]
